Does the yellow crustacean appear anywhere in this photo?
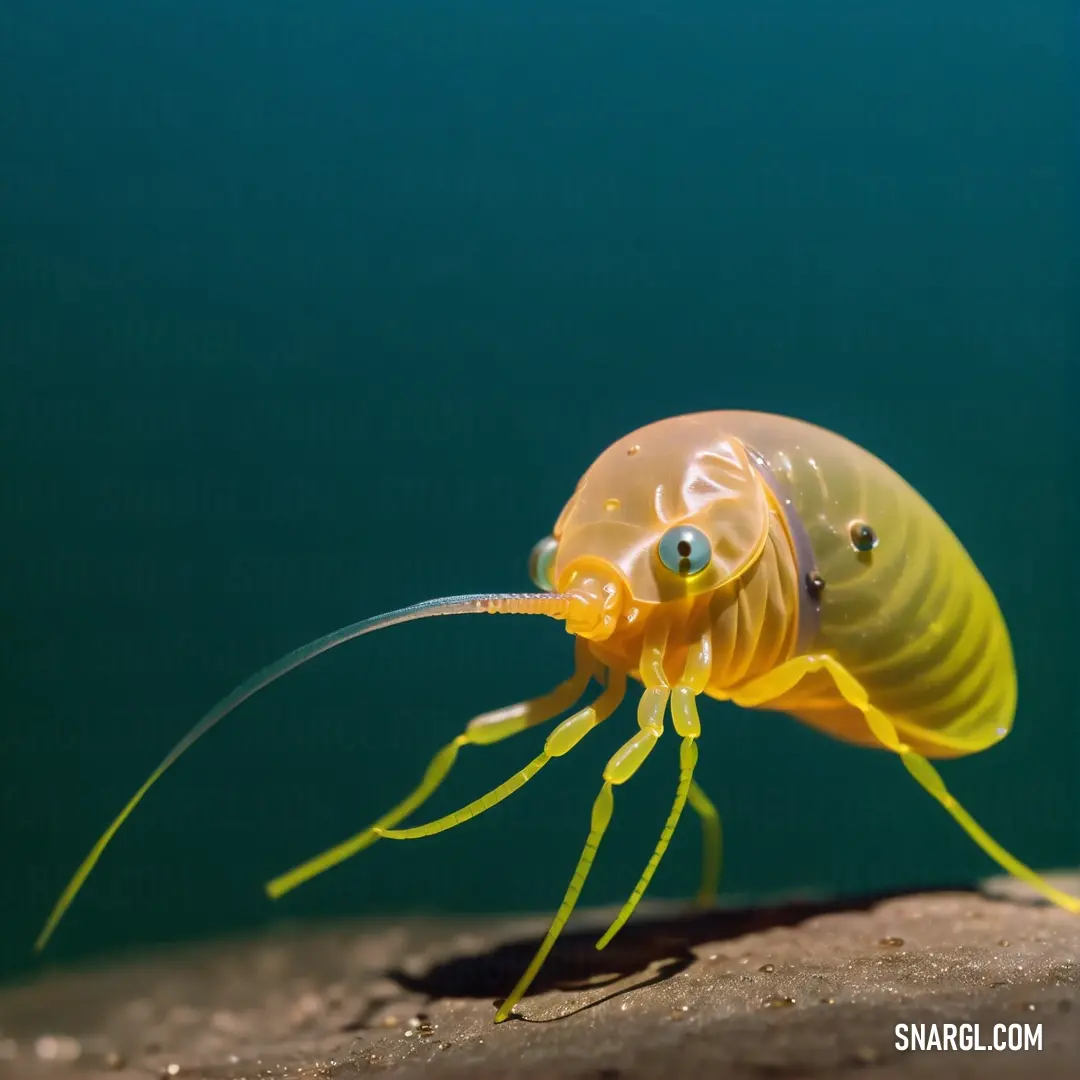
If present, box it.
[35,410,1080,1022]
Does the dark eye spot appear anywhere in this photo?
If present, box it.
[658,525,712,577]
[805,570,826,599]
[849,519,878,553]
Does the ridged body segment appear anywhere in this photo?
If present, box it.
[554,411,1015,759]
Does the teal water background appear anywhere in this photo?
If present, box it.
[1,2,1076,983]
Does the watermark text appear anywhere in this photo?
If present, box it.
[895,1023,1042,1052]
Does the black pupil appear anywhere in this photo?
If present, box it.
[677,539,692,557]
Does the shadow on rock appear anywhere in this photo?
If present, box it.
[376,885,965,1022]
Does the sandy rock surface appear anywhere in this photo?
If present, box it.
[1,875,1077,1080]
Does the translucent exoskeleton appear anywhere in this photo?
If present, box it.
[35,411,1080,1022]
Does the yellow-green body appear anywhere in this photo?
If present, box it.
[35,410,1071,1028]
[554,411,1016,758]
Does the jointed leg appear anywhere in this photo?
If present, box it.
[861,703,1080,913]
[494,779,616,1023]
[463,637,603,746]
[730,653,1080,915]
[377,668,627,839]
[688,780,722,906]
[265,638,600,898]
[494,618,677,1021]
[595,736,699,949]
[596,627,713,949]
[673,635,723,907]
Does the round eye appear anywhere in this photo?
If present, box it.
[528,535,558,592]
[657,524,713,577]
[849,519,879,552]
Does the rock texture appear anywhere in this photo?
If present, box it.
[1,875,1077,1080]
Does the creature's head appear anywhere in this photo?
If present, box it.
[528,415,773,641]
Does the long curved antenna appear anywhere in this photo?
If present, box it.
[35,591,571,952]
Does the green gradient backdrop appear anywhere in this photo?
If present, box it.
[1,2,1076,983]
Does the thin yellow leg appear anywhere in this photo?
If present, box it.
[377,670,627,840]
[596,627,712,948]
[595,735,699,949]
[495,621,677,1021]
[464,638,602,746]
[731,653,1080,916]
[688,780,722,906]
[494,691,667,1021]
[677,628,721,906]
[495,781,616,1023]
[265,639,600,898]
[860,704,1080,915]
